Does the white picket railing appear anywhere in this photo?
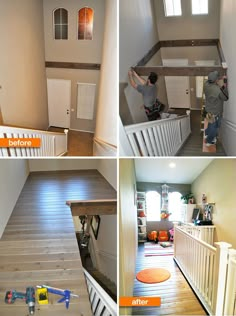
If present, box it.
[0,125,68,157]
[174,226,231,316]
[179,224,215,245]
[83,268,117,316]
[224,249,236,315]
[124,115,191,156]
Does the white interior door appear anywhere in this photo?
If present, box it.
[163,59,191,109]
[47,79,71,128]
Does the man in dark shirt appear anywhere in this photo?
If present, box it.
[204,71,229,146]
[128,69,160,120]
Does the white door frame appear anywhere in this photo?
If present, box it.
[47,79,71,129]
[163,59,191,109]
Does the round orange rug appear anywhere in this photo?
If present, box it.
[136,268,171,283]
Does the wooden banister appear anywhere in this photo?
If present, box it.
[66,199,117,216]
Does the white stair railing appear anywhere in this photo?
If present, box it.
[124,115,191,156]
[179,224,215,245]
[83,268,117,316]
[174,226,231,316]
[0,125,68,157]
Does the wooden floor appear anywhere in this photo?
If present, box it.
[0,170,116,316]
[48,127,94,156]
[131,244,207,316]
[177,110,225,156]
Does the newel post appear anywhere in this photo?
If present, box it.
[213,242,231,316]
[223,249,236,315]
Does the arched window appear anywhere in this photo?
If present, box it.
[168,191,183,221]
[54,8,68,40]
[78,7,94,40]
[146,191,161,221]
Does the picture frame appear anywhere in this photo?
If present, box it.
[91,215,101,240]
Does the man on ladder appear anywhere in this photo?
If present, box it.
[204,71,229,147]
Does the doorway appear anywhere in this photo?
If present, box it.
[47,79,71,128]
[163,59,191,109]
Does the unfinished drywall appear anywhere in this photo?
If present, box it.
[220,0,236,155]
[28,159,98,172]
[191,159,236,248]
[119,159,137,315]
[0,0,48,129]
[154,0,220,40]
[43,0,105,132]
[119,0,160,124]
[0,160,29,238]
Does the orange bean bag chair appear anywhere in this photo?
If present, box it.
[148,231,158,242]
[158,230,169,242]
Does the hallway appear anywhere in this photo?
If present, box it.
[130,244,206,316]
[0,170,116,315]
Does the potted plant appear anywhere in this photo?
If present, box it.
[181,193,195,204]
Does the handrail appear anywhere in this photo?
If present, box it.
[125,115,188,133]
[0,124,68,136]
[66,198,117,207]
[93,137,117,149]
[175,226,216,252]
[83,268,117,316]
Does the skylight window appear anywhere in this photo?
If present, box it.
[192,0,208,15]
[164,0,182,17]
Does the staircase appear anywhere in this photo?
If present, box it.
[76,231,117,303]
[0,125,68,156]
[88,268,117,302]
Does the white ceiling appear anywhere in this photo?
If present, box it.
[134,158,214,184]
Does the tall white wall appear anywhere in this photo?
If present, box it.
[94,0,117,152]
[0,160,29,238]
[92,158,117,284]
[119,0,159,82]
[154,0,220,40]
[43,0,105,132]
[220,0,236,155]
[119,0,159,124]
[97,159,117,190]
[119,159,137,315]
[0,0,48,129]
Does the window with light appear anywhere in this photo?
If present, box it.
[164,0,182,17]
[53,8,68,40]
[168,191,184,221]
[78,7,94,40]
[146,191,161,221]
[192,0,208,15]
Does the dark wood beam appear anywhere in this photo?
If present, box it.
[160,39,219,48]
[66,199,117,216]
[134,41,161,67]
[45,61,101,70]
[134,66,226,77]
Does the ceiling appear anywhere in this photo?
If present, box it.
[134,158,214,184]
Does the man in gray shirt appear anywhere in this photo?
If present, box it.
[128,69,161,120]
[204,71,229,146]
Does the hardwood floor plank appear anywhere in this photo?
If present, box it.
[127,244,207,316]
[0,170,117,316]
